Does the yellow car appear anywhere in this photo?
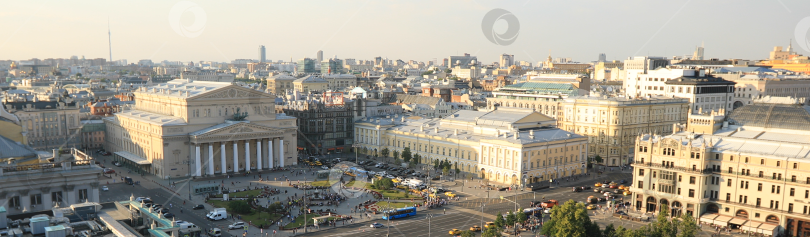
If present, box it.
[469,225,481,232]
[446,193,457,198]
[623,191,632,196]
[594,183,602,187]
[396,185,408,189]
[484,222,496,229]
[587,204,597,210]
[392,178,401,183]
[618,185,627,190]
[448,229,461,235]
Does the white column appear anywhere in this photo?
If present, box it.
[233,141,239,172]
[208,143,215,175]
[245,140,251,171]
[220,143,227,174]
[279,139,285,167]
[256,140,263,170]
[268,139,274,168]
[194,144,202,177]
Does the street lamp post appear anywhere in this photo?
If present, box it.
[426,214,434,237]
[352,144,361,164]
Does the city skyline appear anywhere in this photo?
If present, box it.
[2,1,810,64]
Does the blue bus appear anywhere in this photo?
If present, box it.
[382,207,417,220]
[523,207,543,218]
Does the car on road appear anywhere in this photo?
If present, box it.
[572,187,582,192]
[623,190,632,196]
[594,183,602,187]
[598,197,606,202]
[448,229,461,235]
[581,186,591,190]
[543,208,551,214]
[192,204,205,210]
[103,168,115,174]
[540,200,559,208]
[163,213,175,219]
[613,189,623,194]
[113,162,122,167]
[470,225,481,232]
[321,166,328,170]
[135,197,152,203]
[587,204,597,210]
[484,222,496,229]
[101,186,109,191]
[228,222,245,230]
[617,179,627,184]
[369,222,384,228]
[593,188,602,193]
[207,228,222,237]
[386,175,395,179]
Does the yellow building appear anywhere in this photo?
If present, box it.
[558,96,690,166]
[631,98,810,236]
[355,108,588,186]
[265,74,296,95]
[293,75,328,93]
[104,79,298,179]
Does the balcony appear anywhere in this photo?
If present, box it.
[633,162,713,175]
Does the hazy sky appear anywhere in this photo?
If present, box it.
[3,0,810,64]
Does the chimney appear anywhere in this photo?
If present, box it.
[434,127,439,133]
[454,129,458,136]
[420,125,424,132]
[514,131,519,140]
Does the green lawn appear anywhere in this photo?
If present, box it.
[374,201,411,209]
[207,200,280,227]
[283,213,321,229]
[213,189,263,198]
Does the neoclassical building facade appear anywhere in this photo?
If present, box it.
[355,108,588,186]
[631,101,810,236]
[104,79,298,179]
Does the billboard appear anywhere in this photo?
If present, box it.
[324,92,344,106]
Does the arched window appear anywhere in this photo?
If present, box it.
[765,215,779,224]
[735,210,748,218]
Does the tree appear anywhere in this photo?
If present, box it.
[442,166,450,176]
[603,223,616,237]
[654,204,678,237]
[505,211,516,227]
[594,155,603,164]
[75,73,82,78]
[454,162,461,177]
[421,70,434,76]
[481,227,502,237]
[494,212,505,229]
[459,230,475,237]
[413,154,421,164]
[516,209,528,223]
[541,200,595,237]
[409,158,417,168]
[393,150,400,162]
[433,159,440,170]
[228,200,252,214]
[377,178,395,190]
[402,147,412,163]
[380,148,389,160]
[676,212,698,237]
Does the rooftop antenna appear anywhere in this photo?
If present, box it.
[108,17,113,65]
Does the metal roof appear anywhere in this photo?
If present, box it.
[728,103,810,131]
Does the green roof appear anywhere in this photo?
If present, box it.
[500,82,578,95]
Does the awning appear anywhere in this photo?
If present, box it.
[297,147,304,150]
[114,151,150,165]
[729,218,747,226]
[700,213,719,223]
[336,147,344,150]
[758,224,778,235]
[712,215,733,226]
[741,221,762,232]
[327,148,335,151]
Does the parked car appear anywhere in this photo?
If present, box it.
[572,187,582,192]
[103,168,115,174]
[228,222,245,230]
[163,213,175,219]
[193,204,205,210]
[470,225,482,232]
[101,186,109,191]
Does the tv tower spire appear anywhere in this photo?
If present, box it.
[108,18,113,65]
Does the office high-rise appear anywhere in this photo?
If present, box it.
[259,45,266,62]
[499,54,514,68]
[317,50,323,63]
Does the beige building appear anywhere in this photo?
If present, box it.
[104,79,298,179]
[322,74,357,91]
[293,75,328,93]
[0,149,102,216]
[2,98,83,150]
[265,74,296,95]
[630,99,810,236]
[558,96,689,166]
[355,108,588,186]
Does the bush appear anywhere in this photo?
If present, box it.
[228,200,252,214]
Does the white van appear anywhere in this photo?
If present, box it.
[206,208,227,221]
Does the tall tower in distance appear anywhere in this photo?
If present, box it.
[317,50,323,62]
[258,45,266,63]
[108,18,113,65]
[692,42,704,60]
[499,54,514,68]
[598,53,606,62]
